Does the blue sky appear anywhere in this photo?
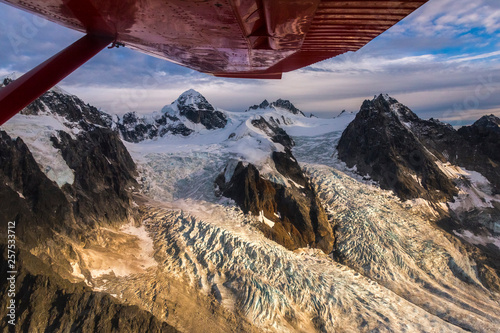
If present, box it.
[1,0,500,125]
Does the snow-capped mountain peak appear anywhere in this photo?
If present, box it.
[2,73,72,97]
[176,88,206,105]
[1,71,23,82]
[116,89,227,142]
[377,92,395,103]
[366,93,419,124]
[248,98,305,116]
[163,88,215,114]
[160,89,227,130]
[472,114,500,129]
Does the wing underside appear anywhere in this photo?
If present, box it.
[1,0,428,78]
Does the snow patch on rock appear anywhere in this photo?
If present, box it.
[2,114,75,187]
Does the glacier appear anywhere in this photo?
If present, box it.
[106,107,499,332]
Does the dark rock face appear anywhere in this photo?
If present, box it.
[248,99,270,111]
[117,112,193,143]
[115,89,227,143]
[216,155,334,254]
[0,245,178,333]
[0,129,168,330]
[0,126,138,241]
[337,95,500,237]
[0,89,171,331]
[0,131,74,244]
[456,115,500,192]
[250,117,294,150]
[0,77,140,240]
[248,99,305,116]
[272,99,305,116]
[337,95,457,202]
[2,78,112,127]
[410,114,500,231]
[51,125,138,228]
[174,89,227,129]
[392,113,500,195]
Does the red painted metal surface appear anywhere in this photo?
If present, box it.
[1,0,428,77]
[0,34,113,125]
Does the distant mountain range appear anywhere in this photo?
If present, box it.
[1,76,499,332]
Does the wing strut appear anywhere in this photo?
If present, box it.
[0,34,113,125]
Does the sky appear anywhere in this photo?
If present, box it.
[1,0,500,126]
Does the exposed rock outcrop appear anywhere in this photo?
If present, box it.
[116,111,193,143]
[337,94,457,202]
[115,89,227,142]
[2,78,112,127]
[216,160,334,254]
[248,98,305,116]
[215,118,333,254]
[456,115,500,192]
[169,89,227,129]
[50,124,138,228]
[0,130,74,244]
[0,245,178,333]
[337,94,500,239]
[250,116,294,149]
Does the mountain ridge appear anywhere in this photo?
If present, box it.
[247,98,305,116]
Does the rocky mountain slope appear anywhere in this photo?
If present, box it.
[115,89,227,143]
[1,80,499,332]
[0,244,177,333]
[336,94,500,289]
[0,78,138,239]
[337,94,458,202]
[337,94,500,231]
[215,116,334,253]
[0,79,178,332]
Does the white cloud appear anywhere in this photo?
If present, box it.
[396,0,500,36]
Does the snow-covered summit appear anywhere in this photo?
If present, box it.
[171,88,206,108]
[1,71,23,83]
[1,76,112,128]
[368,93,419,123]
[248,98,305,116]
[160,89,227,130]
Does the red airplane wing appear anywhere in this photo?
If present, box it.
[1,0,427,78]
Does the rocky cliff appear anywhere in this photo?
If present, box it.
[337,94,500,238]
[0,81,174,331]
[337,94,458,202]
[0,245,178,333]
